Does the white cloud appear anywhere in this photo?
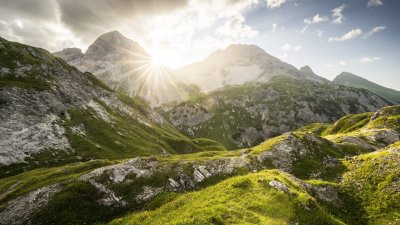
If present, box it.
[328,29,362,42]
[280,43,303,52]
[323,64,334,68]
[279,42,302,59]
[339,60,347,65]
[216,14,259,39]
[315,29,324,37]
[304,14,329,24]
[367,0,384,7]
[363,26,386,39]
[272,23,278,32]
[266,0,287,8]
[359,56,381,63]
[332,4,345,24]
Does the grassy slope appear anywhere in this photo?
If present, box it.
[109,170,344,225]
[333,72,400,104]
[341,143,400,224]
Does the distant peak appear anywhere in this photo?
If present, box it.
[208,44,271,60]
[338,71,358,77]
[95,30,128,43]
[225,44,267,53]
[58,47,82,54]
[299,65,314,74]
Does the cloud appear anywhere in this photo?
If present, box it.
[339,60,347,65]
[266,0,287,8]
[272,23,278,32]
[304,14,329,24]
[363,26,386,39]
[56,0,189,42]
[367,0,384,7]
[359,56,381,63]
[332,4,345,24]
[279,42,302,59]
[216,14,259,39]
[323,64,334,68]
[0,0,261,67]
[315,29,324,37]
[328,29,362,42]
[280,43,303,52]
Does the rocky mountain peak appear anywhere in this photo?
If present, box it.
[84,30,149,60]
[299,65,314,74]
[299,65,329,84]
[53,47,83,62]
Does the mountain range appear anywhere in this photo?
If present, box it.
[0,31,399,225]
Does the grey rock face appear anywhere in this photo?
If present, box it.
[0,184,62,225]
[167,104,213,127]
[268,180,290,193]
[53,48,83,63]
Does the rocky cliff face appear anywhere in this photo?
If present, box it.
[54,31,184,106]
[159,76,391,149]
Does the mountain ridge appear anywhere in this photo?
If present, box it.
[333,72,400,104]
[159,75,391,149]
[174,44,328,92]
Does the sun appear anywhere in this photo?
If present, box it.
[149,51,181,69]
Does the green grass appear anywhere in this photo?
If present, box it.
[30,181,127,225]
[109,170,344,225]
[0,75,50,90]
[63,106,225,163]
[341,145,400,224]
[321,112,374,136]
[0,160,115,207]
[250,135,288,155]
[364,107,400,131]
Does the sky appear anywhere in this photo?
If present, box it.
[0,0,399,90]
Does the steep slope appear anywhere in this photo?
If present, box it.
[175,44,328,92]
[54,31,185,106]
[159,76,391,149]
[333,72,400,104]
[1,106,398,225]
[0,37,224,177]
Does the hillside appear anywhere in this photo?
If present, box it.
[0,37,224,177]
[333,72,400,104]
[1,105,399,225]
[159,75,391,149]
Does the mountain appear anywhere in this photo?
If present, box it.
[54,31,185,106]
[333,72,400,104]
[0,37,224,177]
[174,44,328,92]
[159,75,391,149]
[1,105,398,225]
